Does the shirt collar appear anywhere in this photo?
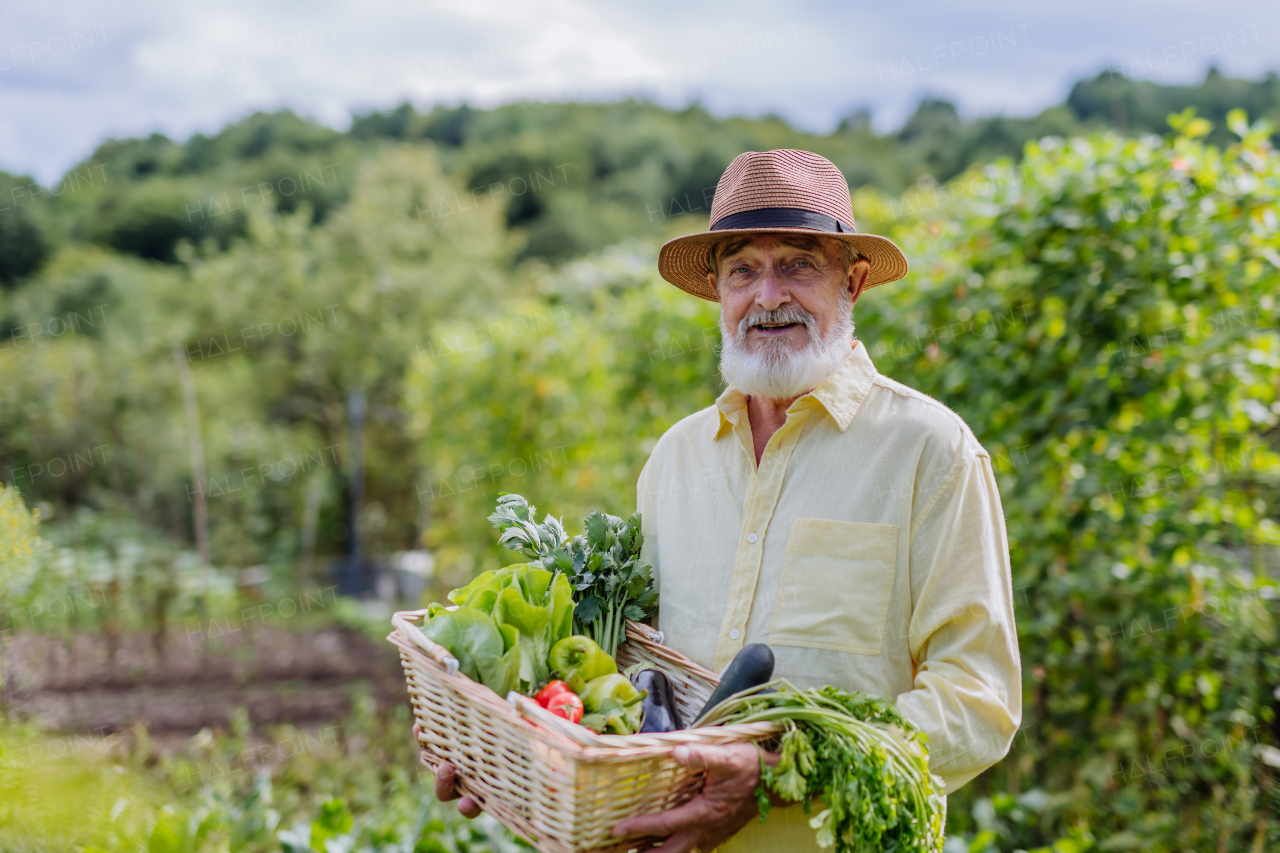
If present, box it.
[713,341,878,439]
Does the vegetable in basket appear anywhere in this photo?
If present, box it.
[488,494,657,658]
[626,664,683,733]
[580,673,646,734]
[700,682,946,853]
[533,679,572,707]
[419,604,521,696]
[533,678,585,722]
[545,690,584,723]
[448,563,574,690]
[691,643,775,724]
[549,635,617,692]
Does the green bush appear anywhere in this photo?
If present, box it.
[0,482,40,604]
[0,171,54,287]
[857,110,1280,850]
[404,242,720,579]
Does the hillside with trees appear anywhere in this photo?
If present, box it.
[3,68,1279,279]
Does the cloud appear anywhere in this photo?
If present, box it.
[0,0,1276,183]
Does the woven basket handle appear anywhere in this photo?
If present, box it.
[392,608,461,675]
[626,619,665,645]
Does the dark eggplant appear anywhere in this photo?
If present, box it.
[629,667,683,733]
[691,643,774,724]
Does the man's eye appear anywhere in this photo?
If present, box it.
[732,265,749,274]
[795,260,811,268]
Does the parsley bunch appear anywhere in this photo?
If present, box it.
[700,682,946,853]
[488,494,657,658]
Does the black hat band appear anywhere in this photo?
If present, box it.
[710,206,856,234]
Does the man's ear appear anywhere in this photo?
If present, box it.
[706,270,718,297]
[847,258,872,306]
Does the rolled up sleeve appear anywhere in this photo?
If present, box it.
[895,452,1022,793]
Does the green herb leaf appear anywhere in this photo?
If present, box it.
[574,595,602,624]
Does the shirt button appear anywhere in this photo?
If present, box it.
[729,629,741,640]
[746,533,758,543]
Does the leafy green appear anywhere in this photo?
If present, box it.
[559,510,658,657]
[448,564,574,689]
[420,604,520,696]
[487,494,569,559]
[308,798,353,852]
[488,494,657,658]
[701,682,945,853]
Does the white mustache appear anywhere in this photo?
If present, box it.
[736,305,818,341]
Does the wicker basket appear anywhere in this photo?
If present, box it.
[388,609,780,853]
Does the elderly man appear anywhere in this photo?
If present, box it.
[433,149,1022,852]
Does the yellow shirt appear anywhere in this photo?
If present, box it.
[637,342,1022,851]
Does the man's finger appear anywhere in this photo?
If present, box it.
[673,743,754,774]
[457,796,481,819]
[434,764,459,801]
[612,794,715,838]
[653,830,699,853]
[673,744,720,772]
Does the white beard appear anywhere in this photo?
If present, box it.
[718,292,854,400]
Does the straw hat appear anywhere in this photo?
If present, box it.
[657,149,908,301]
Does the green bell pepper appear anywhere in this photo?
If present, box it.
[549,635,617,693]
[579,673,646,734]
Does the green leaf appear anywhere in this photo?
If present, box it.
[575,595,602,624]
[421,605,519,696]
[147,811,192,853]
[310,799,352,852]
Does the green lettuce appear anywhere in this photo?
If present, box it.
[449,564,574,689]
[420,604,520,696]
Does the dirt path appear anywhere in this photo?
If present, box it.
[1,626,406,733]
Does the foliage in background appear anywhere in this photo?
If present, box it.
[0,145,510,575]
[0,697,528,853]
[5,69,1280,281]
[859,111,1280,851]
[0,483,40,606]
[404,244,719,583]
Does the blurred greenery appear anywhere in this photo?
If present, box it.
[1,70,1279,852]
[0,695,528,853]
[0,484,40,604]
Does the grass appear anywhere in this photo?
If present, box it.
[0,693,528,853]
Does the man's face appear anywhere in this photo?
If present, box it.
[707,235,872,400]
[708,235,868,358]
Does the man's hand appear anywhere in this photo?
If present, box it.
[412,723,482,819]
[611,743,763,853]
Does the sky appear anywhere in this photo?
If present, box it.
[2,0,1278,184]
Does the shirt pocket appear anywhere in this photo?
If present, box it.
[769,518,899,656]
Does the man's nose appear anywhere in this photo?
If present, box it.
[754,267,789,310]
